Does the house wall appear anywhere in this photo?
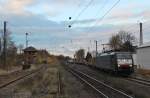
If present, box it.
[132,53,137,65]
[137,47,150,69]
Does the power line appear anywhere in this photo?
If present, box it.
[142,21,150,30]
[129,21,150,34]
[85,0,109,37]
[70,0,95,26]
[84,0,120,33]
[93,0,121,26]
[132,19,150,32]
[94,0,109,19]
[70,0,109,28]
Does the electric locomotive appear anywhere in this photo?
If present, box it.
[95,52,134,74]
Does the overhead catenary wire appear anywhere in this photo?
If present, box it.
[123,23,139,35]
[70,0,109,28]
[69,0,109,40]
[70,0,120,52]
[85,0,109,38]
[81,0,120,35]
[85,0,121,52]
[93,0,121,26]
[128,21,150,36]
[142,21,150,31]
[123,21,150,45]
[127,19,150,33]
[94,0,109,19]
[70,0,95,26]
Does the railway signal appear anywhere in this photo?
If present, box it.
[68,25,71,28]
[69,17,72,20]
[25,33,29,48]
[68,16,72,28]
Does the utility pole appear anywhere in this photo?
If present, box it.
[102,44,105,52]
[3,21,7,68]
[139,22,143,46]
[95,40,98,58]
[102,43,110,52]
[88,47,90,52]
[0,38,2,54]
[25,33,28,48]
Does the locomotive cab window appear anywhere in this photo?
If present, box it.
[117,53,132,59]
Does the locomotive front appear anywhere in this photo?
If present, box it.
[116,53,134,73]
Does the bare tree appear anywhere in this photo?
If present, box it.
[109,30,136,52]
[85,52,92,63]
[75,49,85,62]
[0,29,18,68]
[109,34,122,50]
[118,31,135,44]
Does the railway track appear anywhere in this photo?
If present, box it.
[71,62,150,87]
[127,77,150,87]
[67,66,133,98]
[0,66,45,89]
[57,71,62,95]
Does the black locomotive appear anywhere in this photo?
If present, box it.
[95,52,134,74]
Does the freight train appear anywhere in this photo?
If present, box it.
[94,52,134,75]
[68,51,134,75]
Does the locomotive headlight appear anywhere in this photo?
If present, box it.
[129,65,132,67]
[118,64,120,67]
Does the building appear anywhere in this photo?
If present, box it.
[136,42,150,69]
[23,46,37,65]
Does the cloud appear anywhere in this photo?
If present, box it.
[8,15,61,27]
[0,0,149,57]
[0,0,34,15]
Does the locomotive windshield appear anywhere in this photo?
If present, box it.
[117,53,132,59]
[117,53,133,65]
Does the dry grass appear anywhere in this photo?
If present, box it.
[0,56,99,98]
[13,66,59,98]
[0,66,21,75]
[137,69,150,76]
[0,69,7,75]
[42,68,58,94]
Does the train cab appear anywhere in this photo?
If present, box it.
[116,52,134,73]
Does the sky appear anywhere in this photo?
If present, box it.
[0,0,150,57]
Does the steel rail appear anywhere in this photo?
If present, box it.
[0,66,44,89]
[75,69,133,98]
[67,66,133,98]
[127,77,150,87]
[57,71,62,95]
[68,68,109,98]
